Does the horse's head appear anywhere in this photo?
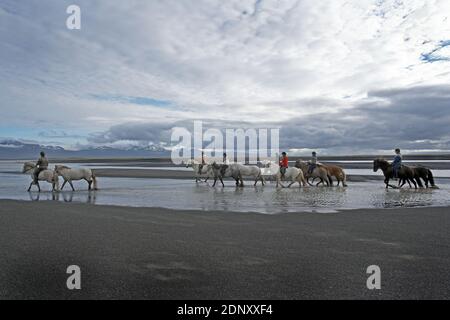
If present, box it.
[260,160,271,168]
[211,161,219,169]
[373,158,387,172]
[54,165,70,175]
[295,159,306,168]
[22,162,35,173]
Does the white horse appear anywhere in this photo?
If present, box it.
[262,161,307,188]
[231,163,265,186]
[54,165,98,191]
[22,162,59,192]
[208,162,243,187]
[207,163,264,187]
[184,159,211,182]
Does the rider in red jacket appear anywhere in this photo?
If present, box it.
[279,152,288,178]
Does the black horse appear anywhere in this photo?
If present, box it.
[410,166,437,188]
[373,158,417,189]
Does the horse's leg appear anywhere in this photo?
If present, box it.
[415,177,423,188]
[323,175,329,186]
[68,180,75,191]
[27,181,33,192]
[37,182,41,192]
[399,179,406,188]
[411,178,417,189]
[328,175,333,186]
[406,178,412,188]
[86,178,92,190]
[220,177,225,187]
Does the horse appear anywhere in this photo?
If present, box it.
[184,159,211,183]
[54,165,98,191]
[275,167,307,188]
[373,158,417,189]
[263,161,307,188]
[208,162,243,187]
[321,164,348,187]
[411,166,438,189]
[295,160,330,186]
[22,162,59,192]
[231,163,265,186]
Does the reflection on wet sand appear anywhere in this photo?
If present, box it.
[3,175,449,214]
[28,190,97,204]
[380,188,434,208]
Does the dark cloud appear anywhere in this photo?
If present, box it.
[87,85,450,153]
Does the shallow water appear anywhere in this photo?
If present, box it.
[1,169,449,213]
[4,160,450,177]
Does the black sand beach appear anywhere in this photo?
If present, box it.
[1,199,450,299]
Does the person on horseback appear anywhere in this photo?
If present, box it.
[392,148,402,179]
[198,151,207,174]
[279,152,288,179]
[33,151,49,183]
[308,151,318,174]
[221,152,230,176]
[223,152,230,165]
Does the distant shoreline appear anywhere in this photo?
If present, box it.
[3,153,450,162]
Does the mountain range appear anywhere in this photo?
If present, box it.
[0,139,170,159]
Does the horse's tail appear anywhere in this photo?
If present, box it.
[92,172,98,190]
[341,170,348,187]
[427,169,437,188]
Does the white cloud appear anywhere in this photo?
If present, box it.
[0,0,449,151]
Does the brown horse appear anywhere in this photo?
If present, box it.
[295,160,330,186]
[373,158,417,189]
[321,164,348,187]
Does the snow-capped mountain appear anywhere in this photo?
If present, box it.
[0,139,170,159]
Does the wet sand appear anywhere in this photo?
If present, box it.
[1,199,450,299]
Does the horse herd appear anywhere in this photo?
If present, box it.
[22,162,97,192]
[185,159,347,188]
[21,158,438,192]
[186,158,438,189]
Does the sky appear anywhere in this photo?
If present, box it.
[0,0,450,155]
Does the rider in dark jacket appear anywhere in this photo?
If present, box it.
[34,151,49,183]
[392,148,402,179]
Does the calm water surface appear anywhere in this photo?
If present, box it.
[1,160,449,213]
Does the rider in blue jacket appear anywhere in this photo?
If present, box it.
[392,148,402,179]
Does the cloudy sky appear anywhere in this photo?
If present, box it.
[1,0,449,155]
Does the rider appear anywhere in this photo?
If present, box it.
[33,151,49,183]
[198,151,207,174]
[392,148,402,179]
[308,151,318,174]
[223,152,230,165]
[279,152,288,178]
